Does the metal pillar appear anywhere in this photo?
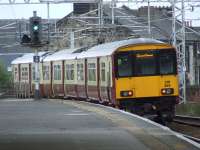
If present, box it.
[171,0,186,104]
[111,0,115,24]
[34,49,40,99]
[147,0,151,38]
[70,31,74,49]
[47,2,50,46]
[98,0,103,27]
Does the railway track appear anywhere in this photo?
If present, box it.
[181,133,200,144]
[173,115,200,127]
[170,115,200,144]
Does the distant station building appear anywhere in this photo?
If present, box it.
[55,4,200,101]
[74,3,98,15]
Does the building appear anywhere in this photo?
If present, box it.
[56,4,200,89]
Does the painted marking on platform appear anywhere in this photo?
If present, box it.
[1,99,34,102]
[63,113,90,116]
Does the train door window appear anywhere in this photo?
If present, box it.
[116,53,132,77]
[134,53,157,76]
[77,63,84,81]
[43,65,50,80]
[101,62,106,82]
[32,66,35,81]
[88,63,96,81]
[66,64,74,80]
[108,61,112,87]
[54,65,61,80]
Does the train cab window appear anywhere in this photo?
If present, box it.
[77,64,84,81]
[88,63,96,81]
[54,65,61,80]
[116,53,132,77]
[134,53,157,76]
[43,65,50,80]
[66,64,74,80]
[101,62,106,82]
[159,52,176,75]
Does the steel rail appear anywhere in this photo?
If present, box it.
[181,133,200,144]
[173,115,200,127]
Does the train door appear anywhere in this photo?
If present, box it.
[99,56,112,103]
[64,59,77,98]
[41,62,51,98]
[76,59,86,99]
[52,61,63,97]
[86,58,98,100]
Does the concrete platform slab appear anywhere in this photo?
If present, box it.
[0,98,199,150]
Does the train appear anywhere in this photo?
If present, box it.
[12,38,179,121]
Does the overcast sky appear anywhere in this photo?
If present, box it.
[0,0,73,19]
[0,0,199,26]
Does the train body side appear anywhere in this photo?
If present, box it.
[12,38,179,120]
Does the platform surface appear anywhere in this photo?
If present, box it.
[0,98,199,150]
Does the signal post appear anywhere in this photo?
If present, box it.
[30,11,42,100]
[21,11,44,100]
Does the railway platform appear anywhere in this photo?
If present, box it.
[0,98,199,150]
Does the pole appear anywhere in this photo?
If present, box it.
[70,31,74,49]
[182,0,186,104]
[111,0,115,24]
[148,0,151,38]
[47,2,50,48]
[34,49,40,99]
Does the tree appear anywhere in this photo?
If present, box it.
[0,62,11,89]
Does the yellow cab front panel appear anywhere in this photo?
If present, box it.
[115,75,179,99]
[114,44,179,100]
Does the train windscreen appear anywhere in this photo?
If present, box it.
[159,51,176,75]
[115,49,177,77]
[117,53,133,77]
[134,53,157,76]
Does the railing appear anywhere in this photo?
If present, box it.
[14,81,31,98]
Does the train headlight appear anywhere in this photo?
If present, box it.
[120,90,133,97]
[161,88,174,95]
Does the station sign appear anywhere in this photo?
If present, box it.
[33,56,40,63]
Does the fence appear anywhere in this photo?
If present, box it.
[14,81,31,98]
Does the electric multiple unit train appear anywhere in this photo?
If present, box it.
[12,38,179,120]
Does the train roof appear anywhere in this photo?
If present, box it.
[11,38,166,64]
[11,52,47,65]
[43,48,81,62]
[77,38,165,58]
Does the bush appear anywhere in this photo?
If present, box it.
[0,62,11,90]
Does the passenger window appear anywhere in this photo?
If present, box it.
[88,63,96,81]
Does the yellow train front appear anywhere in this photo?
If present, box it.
[114,41,179,121]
